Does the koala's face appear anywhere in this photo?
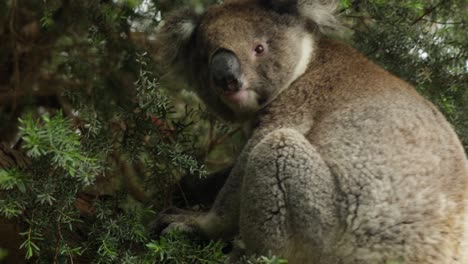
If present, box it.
[157,1,331,121]
[195,5,313,119]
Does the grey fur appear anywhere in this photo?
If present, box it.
[153,0,468,263]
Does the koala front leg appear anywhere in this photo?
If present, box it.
[152,130,268,240]
[151,158,244,239]
[240,128,342,263]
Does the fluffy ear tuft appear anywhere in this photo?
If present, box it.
[154,8,202,78]
[297,0,340,33]
[264,0,341,33]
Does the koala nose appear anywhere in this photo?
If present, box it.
[210,50,243,92]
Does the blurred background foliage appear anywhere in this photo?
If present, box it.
[0,0,466,263]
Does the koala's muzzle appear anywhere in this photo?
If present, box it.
[210,50,243,92]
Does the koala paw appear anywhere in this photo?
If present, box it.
[149,207,203,238]
[162,222,196,235]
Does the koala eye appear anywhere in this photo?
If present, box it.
[254,44,265,55]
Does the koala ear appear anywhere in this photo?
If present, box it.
[155,8,202,77]
[297,0,340,33]
[262,0,340,33]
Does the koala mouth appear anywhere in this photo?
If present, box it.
[222,89,250,104]
[219,77,254,105]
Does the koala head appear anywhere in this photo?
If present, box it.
[156,0,339,121]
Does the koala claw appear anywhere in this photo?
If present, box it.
[161,222,196,235]
[149,207,202,238]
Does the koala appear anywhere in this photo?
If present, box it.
[153,0,468,263]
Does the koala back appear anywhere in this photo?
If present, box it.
[256,37,468,263]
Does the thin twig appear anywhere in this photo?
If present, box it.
[9,0,20,111]
[176,181,190,208]
[344,15,374,20]
[411,1,445,25]
[8,0,26,42]
[53,221,62,264]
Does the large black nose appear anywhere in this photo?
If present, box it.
[210,49,242,92]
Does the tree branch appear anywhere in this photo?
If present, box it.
[411,1,445,25]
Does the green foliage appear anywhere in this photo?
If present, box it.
[20,113,100,184]
[0,198,25,219]
[242,255,289,264]
[0,248,7,260]
[19,229,43,259]
[0,169,26,193]
[0,0,465,263]
[1,1,233,261]
[146,231,226,263]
